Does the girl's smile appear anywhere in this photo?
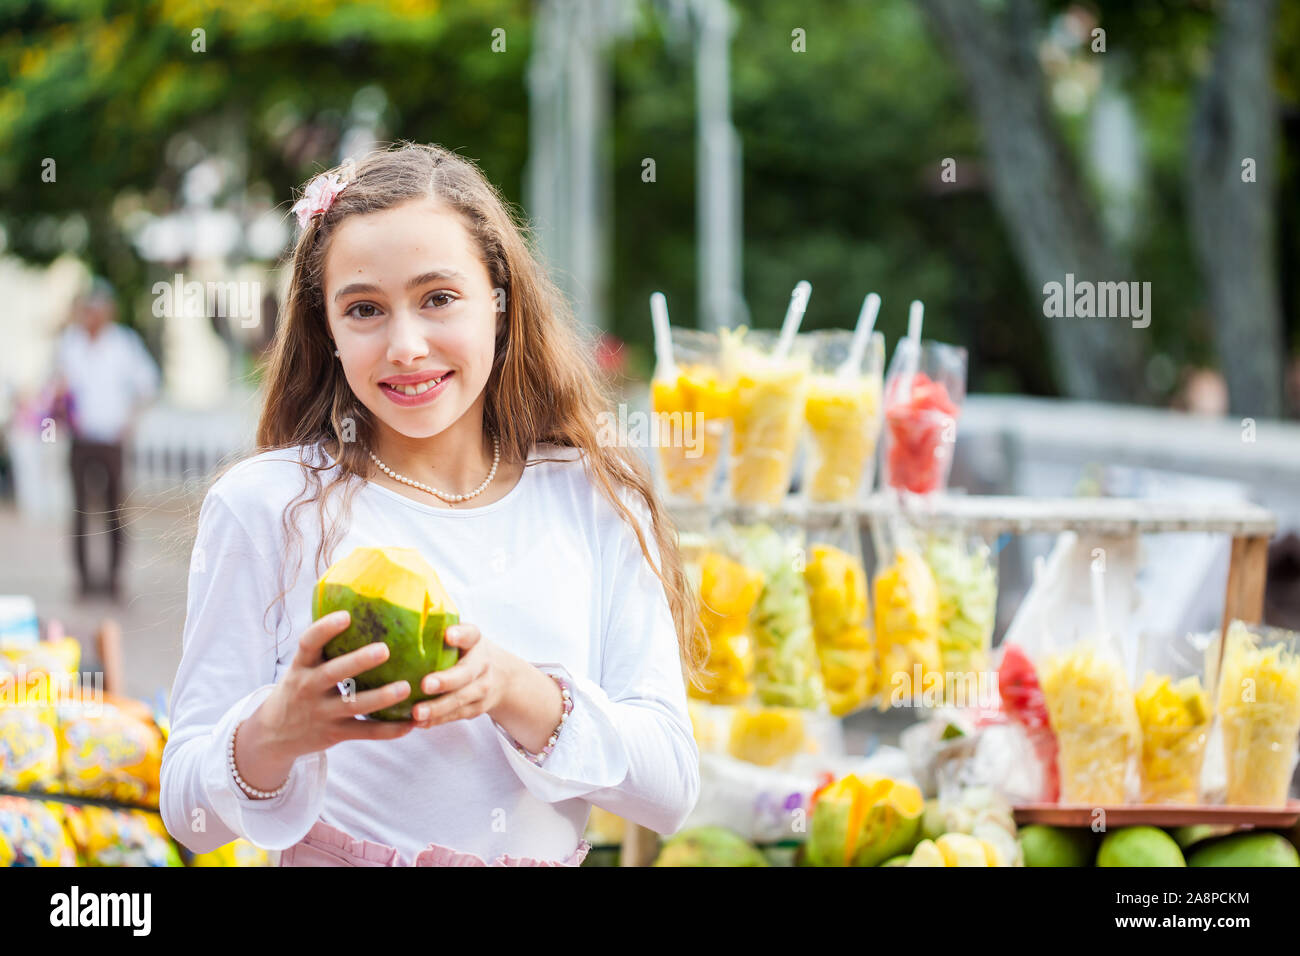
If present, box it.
[379,369,455,406]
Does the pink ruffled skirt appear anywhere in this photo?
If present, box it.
[278,819,591,867]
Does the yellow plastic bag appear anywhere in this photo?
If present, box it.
[0,796,77,866]
[63,805,182,866]
[0,638,82,795]
[58,694,165,809]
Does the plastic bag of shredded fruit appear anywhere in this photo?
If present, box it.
[872,520,942,710]
[924,531,997,702]
[803,515,876,716]
[999,533,1146,804]
[1039,638,1141,805]
[729,522,827,711]
[690,546,765,705]
[1211,621,1300,807]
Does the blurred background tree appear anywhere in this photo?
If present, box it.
[1,0,1297,414]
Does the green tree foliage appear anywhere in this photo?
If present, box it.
[1,0,1296,404]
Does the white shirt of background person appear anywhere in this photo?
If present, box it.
[56,304,161,444]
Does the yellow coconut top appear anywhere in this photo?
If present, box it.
[318,546,457,618]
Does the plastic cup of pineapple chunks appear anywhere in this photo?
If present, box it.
[650,328,733,503]
[720,327,811,508]
[1216,621,1300,807]
[801,329,885,504]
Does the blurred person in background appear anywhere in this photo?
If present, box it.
[51,278,161,602]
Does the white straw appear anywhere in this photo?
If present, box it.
[896,299,925,401]
[1090,556,1108,639]
[838,292,881,378]
[906,299,924,350]
[774,280,811,361]
[650,292,677,380]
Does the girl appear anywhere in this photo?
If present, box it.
[160,142,705,866]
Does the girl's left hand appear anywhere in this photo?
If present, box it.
[410,624,516,727]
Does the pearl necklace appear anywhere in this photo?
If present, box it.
[369,434,501,504]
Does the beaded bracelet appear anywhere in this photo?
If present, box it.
[515,674,573,766]
[227,719,289,800]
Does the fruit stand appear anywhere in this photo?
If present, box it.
[617,490,1289,866]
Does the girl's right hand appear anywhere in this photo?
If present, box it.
[234,610,415,793]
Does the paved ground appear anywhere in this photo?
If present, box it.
[0,487,200,705]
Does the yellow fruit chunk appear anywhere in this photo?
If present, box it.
[651,364,733,502]
[689,551,764,705]
[721,327,810,507]
[319,547,446,614]
[873,549,942,708]
[935,832,990,867]
[804,544,876,716]
[906,839,946,867]
[804,374,882,503]
[727,707,806,767]
[1134,672,1211,804]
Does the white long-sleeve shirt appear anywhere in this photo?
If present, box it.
[160,442,699,863]
[55,323,160,443]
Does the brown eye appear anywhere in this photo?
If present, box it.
[426,291,457,309]
[345,302,380,319]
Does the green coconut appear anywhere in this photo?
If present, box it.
[314,547,460,721]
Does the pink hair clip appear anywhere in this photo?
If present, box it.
[291,170,351,228]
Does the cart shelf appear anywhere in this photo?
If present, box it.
[1013,802,1300,829]
[617,492,1285,866]
[666,493,1277,537]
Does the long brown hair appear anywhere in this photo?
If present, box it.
[254,141,705,686]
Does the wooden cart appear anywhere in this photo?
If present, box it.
[619,493,1280,865]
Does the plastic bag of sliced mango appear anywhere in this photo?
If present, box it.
[1131,629,1214,805]
[804,516,876,716]
[871,521,942,709]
